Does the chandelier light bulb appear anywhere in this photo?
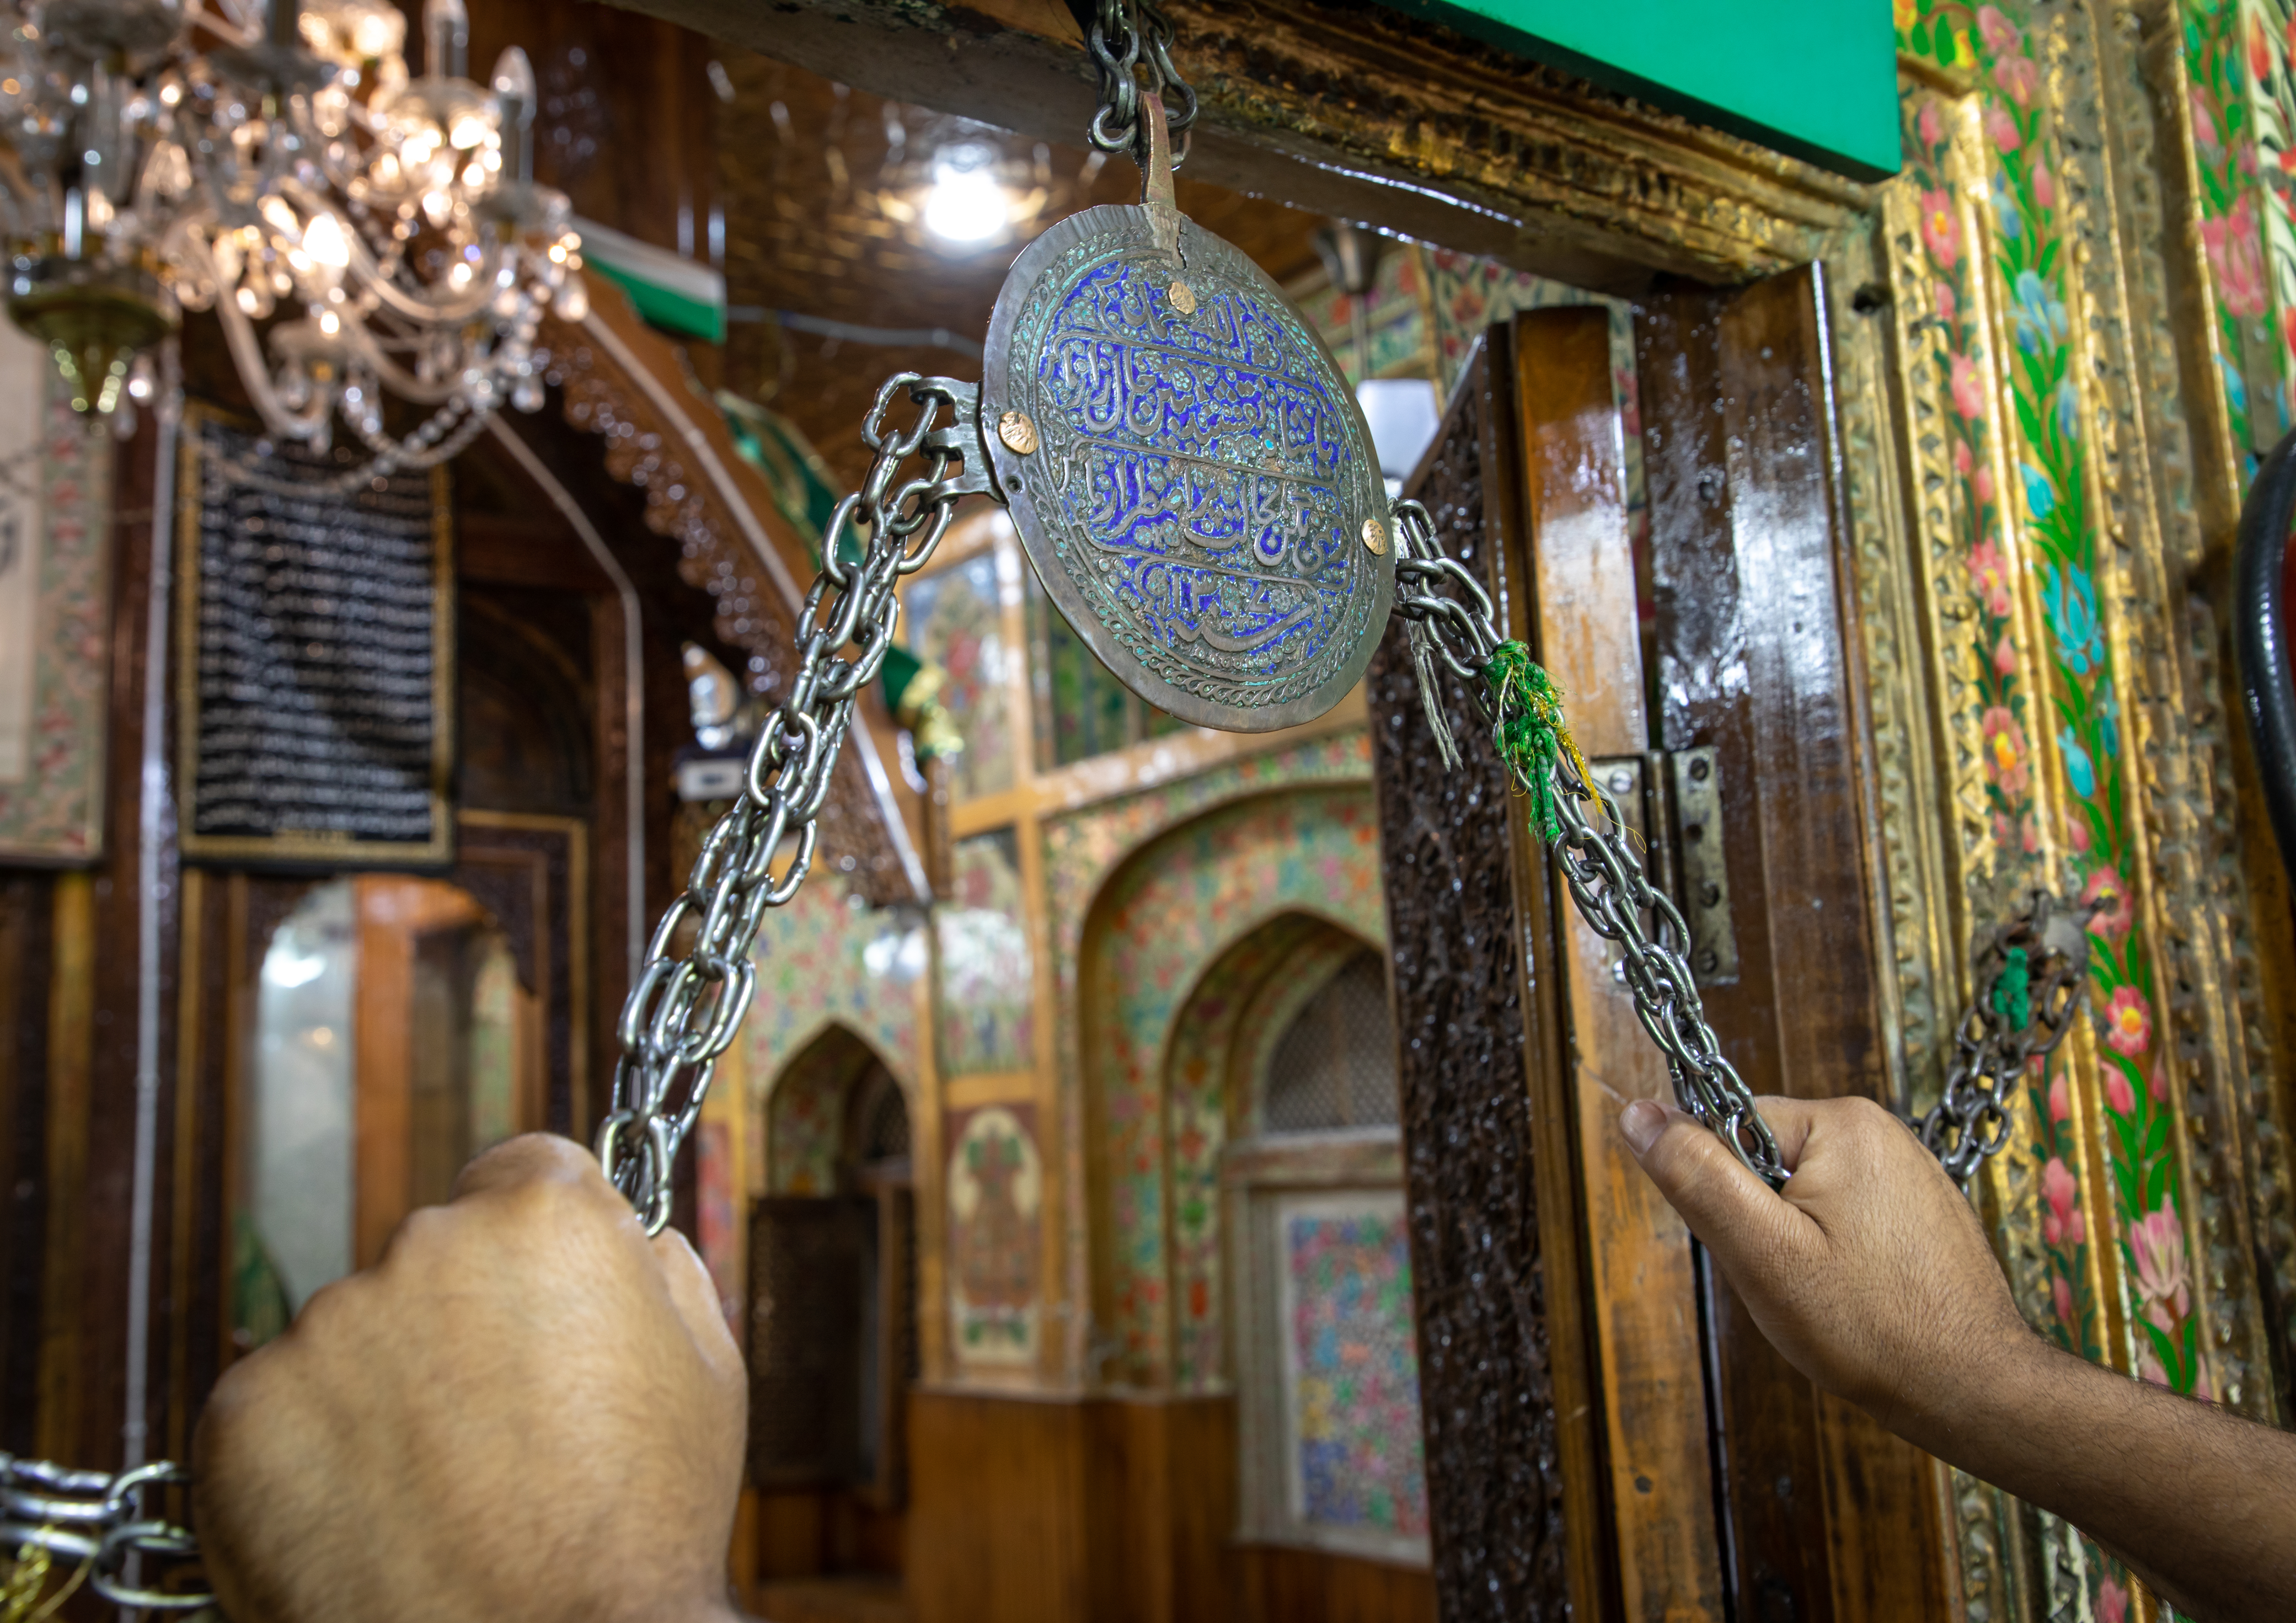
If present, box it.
[302,211,351,269]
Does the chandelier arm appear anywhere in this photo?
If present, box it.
[210,294,340,443]
[350,342,482,407]
[275,181,508,326]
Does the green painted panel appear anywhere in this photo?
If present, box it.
[1376,0,1899,180]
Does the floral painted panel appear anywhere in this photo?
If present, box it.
[0,341,109,861]
[1080,785,1387,1386]
[741,879,924,1133]
[948,1103,1043,1368]
[1291,244,1435,386]
[938,827,1034,1074]
[1276,1192,1428,1539]
[907,548,1017,801]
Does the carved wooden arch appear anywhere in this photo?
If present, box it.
[536,284,928,907]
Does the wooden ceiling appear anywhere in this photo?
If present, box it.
[714,52,1335,491]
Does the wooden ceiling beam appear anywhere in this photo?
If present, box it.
[605,0,1873,290]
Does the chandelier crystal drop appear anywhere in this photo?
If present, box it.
[0,0,583,470]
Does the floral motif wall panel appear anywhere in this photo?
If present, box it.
[947,1103,1044,1370]
[936,828,1034,1074]
[1275,1194,1428,1543]
[1885,0,2294,1613]
[1068,781,1386,1389]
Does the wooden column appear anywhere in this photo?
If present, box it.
[1637,267,1950,1623]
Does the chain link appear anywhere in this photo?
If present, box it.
[598,374,989,1233]
[1919,890,2092,1184]
[1391,500,1790,1184]
[1088,0,1198,166]
[0,1457,208,1609]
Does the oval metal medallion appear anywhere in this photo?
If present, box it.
[981,203,1392,733]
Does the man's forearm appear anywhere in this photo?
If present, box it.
[1903,1335,2296,1620]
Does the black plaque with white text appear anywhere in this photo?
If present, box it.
[176,407,454,865]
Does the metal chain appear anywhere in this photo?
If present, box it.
[0,1457,207,1609]
[1088,0,1198,166]
[598,374,989,1233]
[1390,499,1790,1183]
[1919,890,2092,1184]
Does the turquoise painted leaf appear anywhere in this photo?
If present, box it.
[2060,725,2098,797]
[2042,562,2105,675]
[2021,462,2057,522]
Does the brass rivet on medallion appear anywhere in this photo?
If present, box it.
[997,410,1039,455]
[1361,518,1387,556]
[1168,281,1197,316]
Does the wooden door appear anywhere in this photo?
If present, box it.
[1372,284,1951,1623]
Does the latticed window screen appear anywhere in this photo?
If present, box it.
[1265,949,1401,1133]
[747,1195,872,1488]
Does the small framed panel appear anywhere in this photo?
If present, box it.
[176,405,455,866]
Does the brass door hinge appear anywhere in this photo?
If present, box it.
[1585,747,1741,988]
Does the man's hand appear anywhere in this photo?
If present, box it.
[1622,1093,2296,1621]
[194,1134,746,1623]
[1617,1092,2030,1440]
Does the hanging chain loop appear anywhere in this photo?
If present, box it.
[1088,0,1198,167]
[1919,889,2092,1184]
[598,374,989,1233]
[0,1457,208,1609]
[1388,500,1789,1187]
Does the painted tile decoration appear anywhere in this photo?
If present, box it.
[937,827,1035,1074]
[948,1103,1043,1367]
[740,878,924,1138]
[0,339,108,861]
[907,548,1018,801]
[1077,784,1387,1386]
[1276,1192,1429,1538]
[766,1044,846,1195]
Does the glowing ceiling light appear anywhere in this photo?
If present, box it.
[923,145,1011,248]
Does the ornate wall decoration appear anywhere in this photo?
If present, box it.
[740,879,924,1132]
[0,346,109,863]
[1072,784,1386,1387]
[936,830,1034,1075]
[907,552,1020,801]
[947,1103,1044,1368]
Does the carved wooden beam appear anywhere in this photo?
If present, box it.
[606,0,1873,290]
[540,281,931,907]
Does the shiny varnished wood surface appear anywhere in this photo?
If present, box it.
[1514,306,1724,1623]
[1637,268,1950,1623]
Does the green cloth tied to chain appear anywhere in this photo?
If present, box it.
[1991,945,2032,1031]
[1482,640,1591,843]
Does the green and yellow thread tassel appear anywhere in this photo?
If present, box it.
[1483,641,1590,841]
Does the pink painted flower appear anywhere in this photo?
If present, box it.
[2151,1063,2169,1106]
[2191,86,2222,154]
[1969,538,2015,616]
[2252,14,2275,84]
[2098,1577,2130,1623]
[2051,1272,2074,1326]
[2129,1203,2191,1323]
[1954,437,1973,475]
[2021,813,2041,854]
[2041,1156,2085,1248]
[1920,189,1961,267]
[2106,1066,2136,1116]
[1991,812,2016,851]
[2202,194,2270,318]
[2105,984,2153,1058]
[1950,353,1985,420]
[1994,54,2040,108]
[2138,1347,2170,1387]
[1935,278,1957,324]
[1985,103,2023,154]
[2081,866,2134,941]
[2048,1070,2071,1124]
[1993,633,2018,676]
[2066,809,2093,854]
[1977,4,2020,52]
[1918,97,1945,150]
[2242,138,2262,178]
[2031,162,2056,211]
[1980,705,2029,795]
[1974,463,1996,506]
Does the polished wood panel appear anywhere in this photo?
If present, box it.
[1515,304,1724,1623]
[908,1390,1091,1623]
[0,873,53,1456]
[1240,1545,1438,1623]
[1638,268,1950,1623]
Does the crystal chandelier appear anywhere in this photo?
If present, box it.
[0,0,585,472]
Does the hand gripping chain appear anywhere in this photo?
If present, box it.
[0,1457,204,1611]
